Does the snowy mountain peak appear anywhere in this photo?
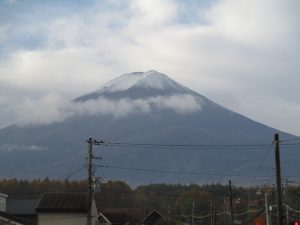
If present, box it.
[74,70,200,102]
[96,70,190,93]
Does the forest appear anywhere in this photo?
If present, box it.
[1,178,300,225]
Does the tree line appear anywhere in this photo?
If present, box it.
[1,178,300,224]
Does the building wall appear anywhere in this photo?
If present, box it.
[38,212,87,225]
[37,199,98,225]
[0,193,8,212]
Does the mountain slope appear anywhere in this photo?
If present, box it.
[0,70,297,185]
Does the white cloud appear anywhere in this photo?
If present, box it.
[0,48,116,97]
[14,94,202,126]
[0,144,46,152]
[0,96,8,105]
[5,0,17,6]
[0,0,300,135]
[128,0,177,28]
[13,93,73,125]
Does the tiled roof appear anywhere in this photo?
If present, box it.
[36,192,88,212]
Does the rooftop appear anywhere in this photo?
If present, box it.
[36,192,88,213]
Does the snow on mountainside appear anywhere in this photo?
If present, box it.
[74,70,198,102]
[96,70,191,93]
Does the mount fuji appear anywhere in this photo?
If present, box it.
[0,70,298,185]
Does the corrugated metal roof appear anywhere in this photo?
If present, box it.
[6,194,41,215]
[0,211,35,225]
[36,192,88,212]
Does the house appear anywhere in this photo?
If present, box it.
[0,193,8,212]
[98,208,167,225]
[36,192,98,225]
[0,193,35,225]
[0,211,36,225]
[6,194,41,221]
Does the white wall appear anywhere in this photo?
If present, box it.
[38,212,87,225]
[37,199,98,225]
[0,193,8,212]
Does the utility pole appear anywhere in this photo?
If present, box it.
[223,195,227,225]
[229,180,234,225]
[87,138,103,225]
[247,192,250,225]
[275,133,283,225]
[211,192,215,225]
[286,179,289,225]
[286,205,289,225]
[192,200,195,225]
[265,193,271,225]
[87,138,93,225]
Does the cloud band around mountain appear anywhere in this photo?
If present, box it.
[15,93,202,126]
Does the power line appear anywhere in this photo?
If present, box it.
[97,164,300,179]
[100,141,300,151]
[249,142,274,186]
[280,138,300,143]
[60,163,87,179]
[281,143,300,146]
[181,209,263,220]
[104,141,272,148]
[96,164,276,178]
[224,209,263,216]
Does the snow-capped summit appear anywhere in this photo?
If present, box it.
[74,70,196,101]
[97,70,189,93]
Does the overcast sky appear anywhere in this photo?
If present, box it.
[0,0,299,136]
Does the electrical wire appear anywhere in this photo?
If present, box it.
[99,141,300,151]
[280,138,300,143]
[96,164,275,178]
[181,208,263,220]
[224,209,263,216]
[60,163,87,179]
[103,141,272,148]
[283,204,300,213]
[249,142,274,186]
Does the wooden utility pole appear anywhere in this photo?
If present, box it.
[275,133,283,225]
[192,200,195,225]
[223,196,227,225]
[229,180,234,225]
[86,138,103,225]
[87,138,93,225]
[286,178,290,225]
[211,192,216,225]
[265,193,271,225]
